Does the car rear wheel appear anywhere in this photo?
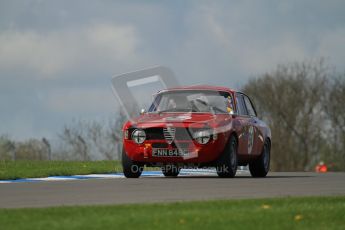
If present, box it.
[162,164,180,177]
[249,139,270,177]
[216,135,238,178]
[122,147,143,178]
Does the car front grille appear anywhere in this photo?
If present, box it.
[128,127,205,142]
[163,127,175,144]
[145,127,194,141]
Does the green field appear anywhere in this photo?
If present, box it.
[0,160,123,180]
[0,196,344,230]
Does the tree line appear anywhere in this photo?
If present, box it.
[243,60,345,171]
[0,112,126,161]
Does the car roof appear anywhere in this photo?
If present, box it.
[157,85,239,94]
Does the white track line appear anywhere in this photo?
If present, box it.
[0,170,249,183]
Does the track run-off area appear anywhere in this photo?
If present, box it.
[0,171,344,208]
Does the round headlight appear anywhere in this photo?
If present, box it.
[131,129,146,144]
[193,130,210,144]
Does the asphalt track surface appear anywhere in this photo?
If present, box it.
[0,172,344,208]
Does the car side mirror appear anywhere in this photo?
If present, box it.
[140,108,146,115]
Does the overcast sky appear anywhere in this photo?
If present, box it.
[1,0,345,140]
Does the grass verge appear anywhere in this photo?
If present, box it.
[0,196,344,230]
[0,160,122,180]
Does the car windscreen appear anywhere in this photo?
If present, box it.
[148,90,234,114]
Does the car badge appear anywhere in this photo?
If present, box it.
[163,127,176,144]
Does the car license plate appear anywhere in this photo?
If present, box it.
[152,148,189,157]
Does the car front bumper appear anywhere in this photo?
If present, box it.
[123,136,227,164]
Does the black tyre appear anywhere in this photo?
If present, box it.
[249,139,270,178]
[122,148,143,178]
[162,164,180,177]
[216,135,238,178]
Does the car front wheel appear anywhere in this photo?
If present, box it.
[122,147,143,178]
[162,164,180,177]
[249,139,270,177]
[216,135,238,178]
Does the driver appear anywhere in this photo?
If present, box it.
[167,98,177,110]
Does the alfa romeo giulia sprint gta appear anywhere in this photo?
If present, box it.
[122,85,271,178]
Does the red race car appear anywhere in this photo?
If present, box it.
[122,85,271,178]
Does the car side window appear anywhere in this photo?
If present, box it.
[235,94,248,115]
[244,95,256,117]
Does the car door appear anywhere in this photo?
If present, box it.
[243,94,262,156]
[234,93,251,155]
